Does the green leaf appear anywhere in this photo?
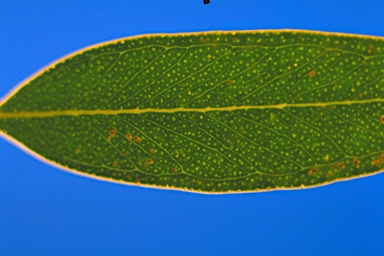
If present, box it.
[1,30,384,193]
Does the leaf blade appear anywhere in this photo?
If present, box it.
[1,30,384,193]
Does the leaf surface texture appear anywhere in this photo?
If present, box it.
[1,30,384,193]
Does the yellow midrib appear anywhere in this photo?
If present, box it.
[0,98,383,119]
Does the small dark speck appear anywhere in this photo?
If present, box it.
[204,0,210,4]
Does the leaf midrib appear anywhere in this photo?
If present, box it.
[0,98,382,119]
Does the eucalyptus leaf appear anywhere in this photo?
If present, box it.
[1,30,384,193]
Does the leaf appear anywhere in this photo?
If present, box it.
[1,30,384,194]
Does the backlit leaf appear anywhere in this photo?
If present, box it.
[1,30,384,193]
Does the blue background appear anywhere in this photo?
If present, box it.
[1,1,384,255]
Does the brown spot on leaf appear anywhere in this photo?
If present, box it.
[309,70,316,77]
[373,160,381,166]
[113,161,119,167]
[368,44,374,54]
[227,80,232,85]
[134,136,142,142]
[308,168,318,175]
[172,168,177,173]
[147,158,154,164]
[380,115,384,124]
[150,149,155,154]
[353,158,360,166]
[126,134,132,140]
[109,129,116,136]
